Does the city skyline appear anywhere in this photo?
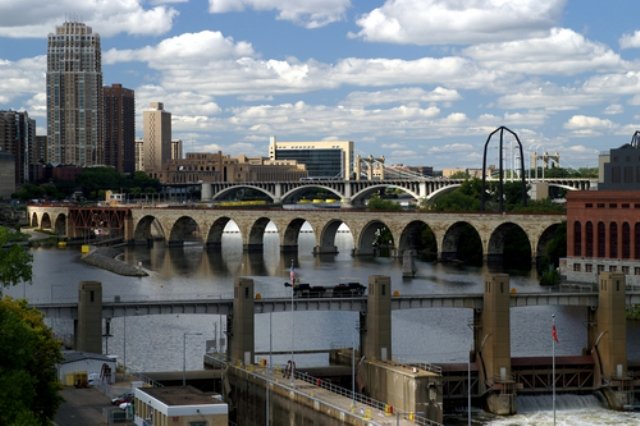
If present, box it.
[2,1,640,169]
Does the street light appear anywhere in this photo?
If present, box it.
[183,332,203,386]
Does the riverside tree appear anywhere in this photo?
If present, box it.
[1,226,62,425]
[0,226,32,294]
[0,298,63,425]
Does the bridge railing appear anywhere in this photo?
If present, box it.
[294,370,385,411]
[293,370,442,426]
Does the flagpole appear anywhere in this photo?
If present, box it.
[552,313,556,426]
[290,258,295,386]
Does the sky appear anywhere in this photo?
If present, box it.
[2,0,640,170]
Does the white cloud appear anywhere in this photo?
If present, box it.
[208,0,350,29]
[105,31,254,64]
[0,0,178,38]
[620,31,640,49]
[564,115,615,136]
[0,55,46,106]
[497,82,607,110]
[344,86,460,107]
[464,28,624,75]
[354,0,565,45]
[603,104,623,115]
[105,31,499,96]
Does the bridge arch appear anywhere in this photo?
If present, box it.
[31,212,38,227]
[351,184,421,206]
[398,220,438,260]
[425,184,461,201]
[53,214,67,236]
[212,185,276,203]
[536,222,564,264]
[279,217,310,251]
[133,215,166,244]
[316,219,353,255]
[246,217,274,251]
[41,212,52,230]
[280,185,343,204]
[487,222,531,265]
[441,221,483,264]
[356,219,395,256]
[168,216,204,246]
[205,216,235,248]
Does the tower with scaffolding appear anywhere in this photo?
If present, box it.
[530,151,560,179]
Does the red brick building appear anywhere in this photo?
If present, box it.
[563,190,640,283]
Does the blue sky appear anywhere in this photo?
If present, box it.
[2,0,640,170]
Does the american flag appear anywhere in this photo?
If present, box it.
[552,324,559,344]
[289,263,296,287]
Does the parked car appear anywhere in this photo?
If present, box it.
[111,392,134,406]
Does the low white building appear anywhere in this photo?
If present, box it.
[57,351,116,386]
[134,386,228,426]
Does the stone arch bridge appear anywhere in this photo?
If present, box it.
[27,205,564,261]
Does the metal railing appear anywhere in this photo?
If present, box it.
[293,370,442,426]
[294,370,387,411]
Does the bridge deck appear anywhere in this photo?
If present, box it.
[32,291,640,319]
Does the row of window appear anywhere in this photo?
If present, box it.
[572,263,639,275]
[584,202,640,208]
[573,221,640,259]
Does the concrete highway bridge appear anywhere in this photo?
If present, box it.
[27,205,564,262]
[35,273,639,423]
[203,177,594,206]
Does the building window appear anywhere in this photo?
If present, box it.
[189,422,207,426]
[586,203,593,208]
[622,266,630,274]
[610,222,618,258]
[609,203,617,208]
[635,267,640,275]
[597,203,605,208]
[622,203,630,208]
[597,222,606,258]
[610,265,617,272]
[597,264,605,273]
[586,221,593,257]
[622,222,631,259]
[586,264,593,273]
[573,263,581,272]
[573,221,582,256]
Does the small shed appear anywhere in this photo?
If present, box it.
[57,351,117,386]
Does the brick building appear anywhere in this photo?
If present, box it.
[562,138,640,284]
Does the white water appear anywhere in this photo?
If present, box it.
[484,394,640,425]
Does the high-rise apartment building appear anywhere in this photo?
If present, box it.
[0,110,35,185]
[104,84,135,173]
[47,21,103,167]
[143,102,171,176]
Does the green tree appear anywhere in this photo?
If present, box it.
[0,298,63,425]
[75,167,124,199]
[366,195,402,211]
[0,227,33,293]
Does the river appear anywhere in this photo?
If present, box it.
[5,224,640,424]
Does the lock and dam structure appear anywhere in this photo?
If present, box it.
[35,273,640,425]
[26,202,639,424]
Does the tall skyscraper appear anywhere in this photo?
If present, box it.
[0,110,35,185]
[143,102,171,176]
[47,21,103,167]
[104,84,135,174]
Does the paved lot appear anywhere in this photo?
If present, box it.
[54,383,133,426]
